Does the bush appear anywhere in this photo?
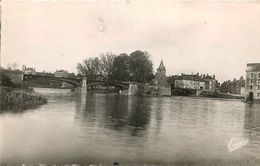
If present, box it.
[0,72,15,87]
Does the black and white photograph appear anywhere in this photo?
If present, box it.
[0,0,260,165]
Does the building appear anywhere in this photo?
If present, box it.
[54,70,69,78]
[245,63,260,100]
[203,74,220,93]
[146,60,171,96]
[23,65,36,75]
[220,76,245,95]
[169,73,220,96]
[173,73,205,90]
[155,60,167,86]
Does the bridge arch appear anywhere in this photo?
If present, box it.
[22,74,129,89]
[86,81,129,89]
[23,74,81,87]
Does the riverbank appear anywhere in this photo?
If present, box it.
[0,86,47,106]
[198,92,244,100]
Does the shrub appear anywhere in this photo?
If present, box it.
[0,72,15,87]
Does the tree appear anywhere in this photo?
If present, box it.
[77,57,101,80]
[129,50,154,83]
[0,72,15,87]
[99,52,116,83]
[6,63,19,71]
[111,53,130,82]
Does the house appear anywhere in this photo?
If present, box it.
[169,73,220,96]
[173,73,205,90]
[203,74,220,93]
[220,77,245,95]
[23,66,36,75]
[54,70,69,78]
[245,63,260,100]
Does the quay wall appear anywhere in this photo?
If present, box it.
[144,85,171,96]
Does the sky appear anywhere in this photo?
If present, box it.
[1,0,260,82]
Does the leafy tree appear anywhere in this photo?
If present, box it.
[129,50,154,83]
[77,57,101,80]
[6,63,19,71]
[0,72,15,87]
[111,53,130,82]
[99,53,116,83]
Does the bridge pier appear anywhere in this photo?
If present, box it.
[81,76,87,94]
[119,83,138,95]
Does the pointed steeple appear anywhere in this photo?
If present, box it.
[158,59,165,70]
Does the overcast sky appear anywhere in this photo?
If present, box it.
[2,1,260,82]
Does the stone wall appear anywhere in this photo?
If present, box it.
[158,86,171,96]
[144,85,171,96]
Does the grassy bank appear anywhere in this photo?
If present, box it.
[0,86,47,106]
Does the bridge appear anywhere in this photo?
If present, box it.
[22,74,135,94]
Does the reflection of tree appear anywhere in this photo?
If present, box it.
[74,94,97,127]
[102,95,153,136]
[0,104,40,113]
[74,94,153,137]
[101,95,129,129]
[127,97,152,136]
[152,98,164,136]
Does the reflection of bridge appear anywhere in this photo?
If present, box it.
[22,74,135,94]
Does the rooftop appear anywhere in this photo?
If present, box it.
[170,73,217,82]
[157,60,166,70]
[246,63,260,72]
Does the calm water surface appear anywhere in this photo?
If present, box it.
[1,88,260,165]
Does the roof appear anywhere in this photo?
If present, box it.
[174,74,204,82]
[25,67,35,71]
[157,60,165,70]
[55,70,67,73]
[204,75,213,79]
[246,63,260,72]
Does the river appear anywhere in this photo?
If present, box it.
[0,88,260,165]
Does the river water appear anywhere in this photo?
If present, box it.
[1,88,260,165]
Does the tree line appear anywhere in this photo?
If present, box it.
[77,50,154,83]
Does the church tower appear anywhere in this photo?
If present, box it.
[155,60,167,86]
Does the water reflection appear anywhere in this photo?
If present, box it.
[242,103,260,165]
[2,91,260,164]
[244,103,260,146]
[0,104,41,113]
[75,94,153,136]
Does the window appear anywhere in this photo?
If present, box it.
[250,85,253,90]
[258,80,260,85]
[258,85,260,90]
[250,80,253,84]
[258,93,260,97]
[251,73,254,78]
[258,73,260,78]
